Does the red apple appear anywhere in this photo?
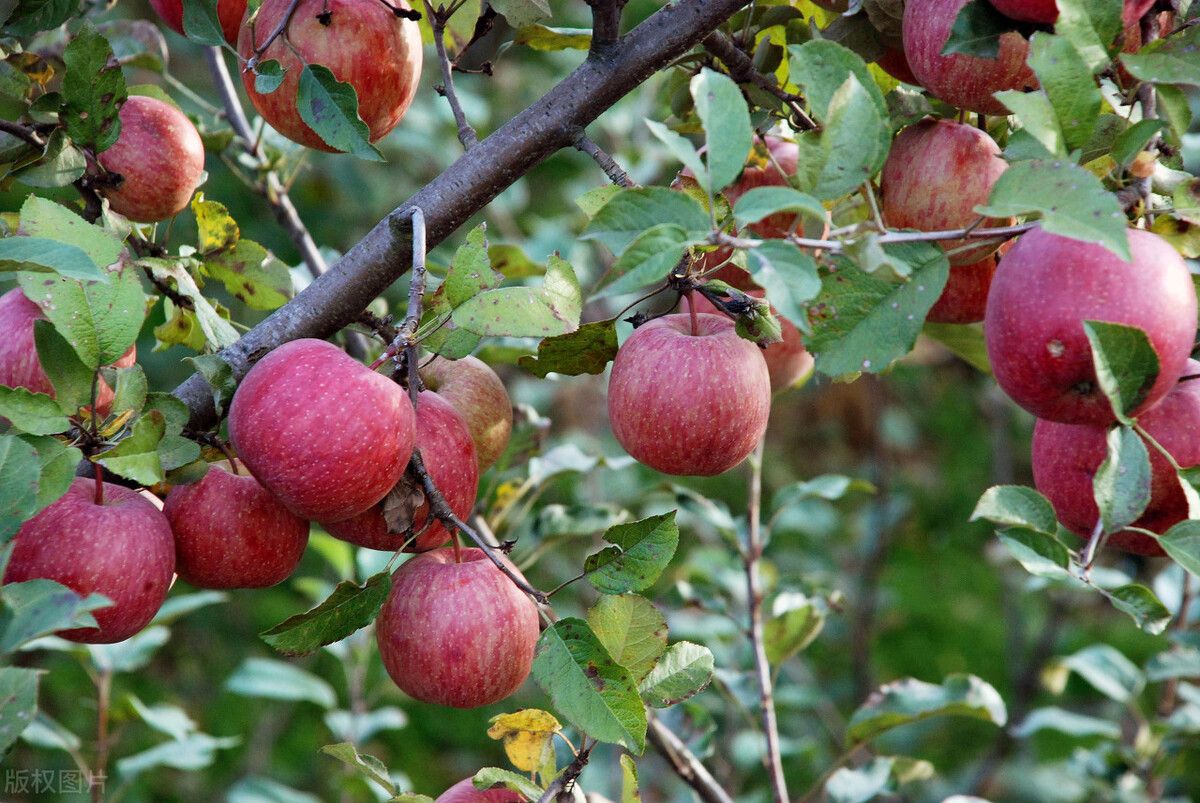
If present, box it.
[685,292,814,393]
[0,287,136,417]
[435,778,525,803]
[322,390,478,553]
[607,313,771,476]
[881,118,1014,265]
[227,338,416,522]
[238,0,422,152]
[925,253,997,325]
[164,459,309,589]
[1032,361,1200,556]
[97,95,205,223]
[375,547,540,709]
[903,0,1039,116]
[148,0,246,45]
[990,0,1157,28]
[876,47,920,85]
[419,355,512,473]
[984,227,1196,426]
[3,477,176,643]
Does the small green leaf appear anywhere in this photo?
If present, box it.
[19,434,83,514]
[491,0,550,29]
[691,68,752,196]
[637,641,714,708]
[764,592,826,665]
[142,258,240,351]
[453,256,580,338]
[583,187,711,256]
[297,64,382,161]
[620,753,640,803]
[0,386,69,435]
[260,573,390,657]
[1058,644,1145,703]
[587,594,668,684]
[225,657,338,708]
[811,73,890,199]
[744,241,821,334]
[1055,0,1124,72]
[733,187,827,232]
[471,768,544,802]
[1093,425,1151,535]
[444,224,504,307]
[0,578,107,652]
[1111,120,1167,169]
[17,267,144,367]
[4,0,78,36]
[61,24,127,153]
[922,322,991,374]
[1082,321,1160,423]
[319,742,395,795]
[997,529,1074,579]
[518,320,618,378]
[96,410,167,485]
[0,237,108,282]
[512,24,591,51]
[128,696,198,742]
[184,354,237,417]
[18,195,124,269]
[1011,707,1121,740]
[971,485,1059,535]
[942,0,1013,59]
[1122,25,1200,86]
[181,0,228,46]
[597,224,690,298]
[531,618,647,752]
[1145,646,1200,682]
[645,120,705,184]
[116,733,240,780]
[787,39,887,123]
[32,319,93,415]
[0,433,42,544]
[253,60,286,95]
[1025,32,1101,152]
[585,512,679,595]
[0,667,41,755]
[89,625,170,672]
[846,674,1007,747]
[11,128,87,189]
[1159,520,1200,577]
[1107,583,1171,635]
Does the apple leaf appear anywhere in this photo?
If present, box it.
[1159,520,1200,577]
[620,754,639,803]
[19,195,124,270]
[733,187,827,233]
[942,0,1014,59]
[3,0,78,36]
[225,657,337,708]
[18,434,84,514]
[976,160,1130,261]
[637,641,714,708]
[0,578,107,653]
[202,240,293,311]
[970,485,1060,536]
[0,387,69,436]
[11,128,87,189]
[491,0,550,29]
[1093,425,1151,535]
[692,68,753,196]
[1025,33,1101,153]
[319,742,396,795]
[0,433,42,544]
[1106,584,1170,634]
[518,320,618,378]
[32,319,93,415]
[60,24,127,153]
[585,512,679,595]
[1055,0,1124,72]
[1082,321,1159,424]
[1057,644,1144,703]
[142,392,202,472]
[512,24,592,52]
[17,267,143,368]
[489,243,546,279]
[1145,646,1200,682]
[87,625,171,673]
[471,767,544,802]
[764,592,826,666]
[997,529,1074,580]
[846,674,1007,747]
[142,258,241,351]
[297,65,383,161]
[806,242,949,379]
[1112,120,1167,170]
[587,594,668,685]
[922,322,991,374]
[0,667,40,756]
[194,195,241,253]
[1121,24,1200,86]
[97,410,166,485]
[184,354,236,418]
[810,73,891,200]
[101,363,147,417]
[116,733,241,781]
[181,0,228,47]
[252,60,286,95]
[0,237,109,283]
[743,241,821,335]
[584,187,711,256]
[787,39,886,123]
[646,120,705,187]
[595,224,692,298]
[444,224,505,307]
[487,709,560,775]
[453,255,580,338]
[531,617,648,753]
[1011,706,1122,740]
[260,572,391,657]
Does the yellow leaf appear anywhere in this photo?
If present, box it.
[191,194,239,255]
[487,709,561,774]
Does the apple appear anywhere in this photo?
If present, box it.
[375,547,540,709]
[322,389,479,552]
[880,118,1014,265]
[685,292,814,393]
[0,287,136,417]
[984,227,1196,426]
[990,0,1157,27]
[1031,361,1200,556]
[97,95,206,223]
[227,338,417,522]
[607,313,771,476]
[164,460,310,589]
[238,0,422,152]
[876,47,920,85]
[903,0,1039,116]
[435,778,525,803]
[3,477,176,643]
[148,0,246,45]
[419,355,512,473]
[925,253,998,325]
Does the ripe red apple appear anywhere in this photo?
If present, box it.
[1031,361,1200,556]
[685,292,814,393]
[984,227,1196,426]
[990,0,1156,27]
[881,118,1014,265]
[0,287,136,417]
[322,390,478,552]
[903,0,1039,116]
[148,0,246,45]
[435,778,525,803]
[876,47,920,85]
[163,460,309,589]
[419,355,512,473]
[925,253,998,325]
[3,477,176,643]
[97,95,205,223]
[227,338,416,522]
[375,547,540,709]
[238,0,422,152]
[607,313,771,476]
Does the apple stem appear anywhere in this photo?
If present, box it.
[449,531,462,563]
[93,464,104,506]
[685,289,699,336]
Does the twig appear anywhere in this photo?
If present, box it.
[425,0,480,149]
[719,222,1035,254]
[573,133,635,188]
[536,740,593,803]
[702,31,817,131]
[0,118,45,148]
[586,0,626,54]
[646,715,736,803]
[244,0,305,66]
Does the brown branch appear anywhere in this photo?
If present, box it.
[0,118,45,148]
[573,133,635,188]
[586,0,626,54]
[426,1,480,149]
[702,31,817,131]
[646,715,736,803]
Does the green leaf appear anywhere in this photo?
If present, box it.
[491,0,549,29]
[1058,644,1145,703]
[811,73,890,199]
[1055,0,1124,72]
[1011,707,1121,740]
[1107,583,1171,635]
[645,120,705,184]
[976,160,1130,261]
[0,578,107,652]
[453,255,580,338]
[1093,425,1151,535]
[0,433,41,544]
[17,267,144,367]
[443,224,504,307]
[0,667,41,755]
[764,591,826,665]
[597,223,690,298]
[744,241,821,334]
[142,258,241,351]
[142,392,202,472]
[531,618,648,752]
[1025,32,1101,152]
[1111,119,1167,169]
[942,0,1013,59]
[733,187,827,232]
[583,187,711,256]
[61,24,127,153]
[637,641,714,708]
[997,529,1074,579]
[253,60,286,95]
[971,485,1059,535]
[0,237,108,282]
[1145,646,1200,682]
[1122,25,1200,86]
[518,320,618,378]
[587,594,668,684]
[225,657,338,708]
[88,625,170,672]
[203,240,293,311]
[620,753,640,803]
[691,68,752,196]
[1159,520,1200,577]
[11,128,87,189]
[116,733,240,780]
[471,768,544,802]
[297,64,383,160]
[787,39,887,123]
[260,573,390,657]
[1082,321,1160,423]
[18,194,124,269]
[19,434,83,514]
[32,319,93,414]
[0,386,69,435]
[585,512,680,595]
[846,674,1007,746]
[129,696,198,741]
[184,354,237,418]
[96,410,167,485]
[807,243,949,378]
[319,742,395,795]
[227,777,323,803]
[512,24,591,51]
[102,363,148,417]
[3,0,78,36]
[181,0,228,46]
[826,757,934,803]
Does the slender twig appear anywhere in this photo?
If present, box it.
[535,740,593,803]
[702,31,817,131]
[0,118,45,147]
[719,222,1035,254]
[646,715,736,803]
[244,0,305,66]
[1082,519,1107,572]
[91,668,113,803]
[586,0,626,53]
[574,133,635,188]
[425,1,480,149]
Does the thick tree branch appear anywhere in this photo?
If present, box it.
[173,0,751,430]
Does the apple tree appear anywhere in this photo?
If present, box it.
[1,0,1200,800]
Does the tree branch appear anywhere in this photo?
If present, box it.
[646,715,736,803]
[702,31,816,131]
[173,0,752,431]
[426,0,480,149]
